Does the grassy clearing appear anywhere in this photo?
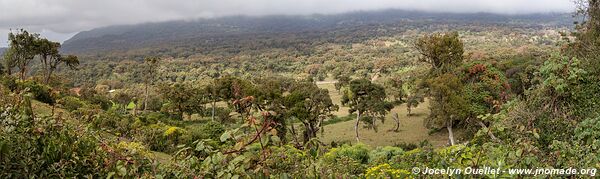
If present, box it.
[316,82,454,148]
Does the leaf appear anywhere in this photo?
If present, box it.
[106,172,115,179]
[195,141,205,151]
[220,131,231,142]
[117,165,127,176]
[271,136,281,144]
[261,135,270,146]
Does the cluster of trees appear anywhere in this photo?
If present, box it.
[2,29,79,83]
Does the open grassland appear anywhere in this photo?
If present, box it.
[317,82,452,148]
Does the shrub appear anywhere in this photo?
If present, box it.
[0,75,17,91]
[368,146,404,164]
[320,143,370,176]
[18,80,55,104]
[364,163,411,179]
[262,145,312,177]
[60,96,88,111]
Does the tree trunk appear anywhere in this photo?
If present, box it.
[133,102,137,116]
[355,110,361,142]
[19,68,26,80]
[447,122,455,146]
[392,112,400,132]
[143,83,149,112]
[407,106,412,116]
[211,101,216,121]
[44,69,53,84]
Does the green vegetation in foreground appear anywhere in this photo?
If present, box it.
[1,1,600,178]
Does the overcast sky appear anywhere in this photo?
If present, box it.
[0,0,575,47]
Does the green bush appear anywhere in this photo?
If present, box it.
[60,96,87,112]
[18,80,55,104]
[0,98,157,178]
[368,146,404,164]
[262,145,312,177]
[0,75,17,91]
[91,110,135,136]
[320,143,370,176]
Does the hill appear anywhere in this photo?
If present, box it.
[61,10,571,57]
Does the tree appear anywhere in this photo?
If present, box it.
[35,38,60,83]
[204,83,220,121]
[35,37,79,84]
[212,76,255,119]
[425,73,467,145]
[7,29,39,80]
[284,81,338,144]
[570,0,600,62]
[416,32,465,145]
[142,57,160,112]
[341,79,393,142]
[47,55,79,84]
[415,32,464,75]
[159,83,206,119]
[383,75,406,132]
[334,75,351,92]
[383,75,406,103]
[405,88,425,116]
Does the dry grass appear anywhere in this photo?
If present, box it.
[317,82,453,148]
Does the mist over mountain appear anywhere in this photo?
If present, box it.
[61,10,572,56]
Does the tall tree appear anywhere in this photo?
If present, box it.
[142,57,160,112]
[35,38,79,84]
[284,81,338,144]
[570,0,600,76]
[7,30,39,80]
[425,74,467,145]
[341,79,393,142]
[415,32,465,145]
[35,38,60,83]
[204,83,220,121]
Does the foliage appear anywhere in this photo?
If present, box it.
[60,96,87,112]
[284,81,338,143]
[159,83,206,119]
[364,163,411,178]
[342,79,393,133]
[320,143,371,176]
[416,32,464,75]
[18,80,55,105]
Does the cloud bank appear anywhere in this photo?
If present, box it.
[0,0,575,46]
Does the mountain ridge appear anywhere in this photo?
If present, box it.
[61,9,572,56]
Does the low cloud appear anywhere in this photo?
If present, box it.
[0,0,575,46]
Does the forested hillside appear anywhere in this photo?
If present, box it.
[1,0,600,178]
[61,10,570,57]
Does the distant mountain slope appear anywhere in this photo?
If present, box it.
[0,47,6,56]
[61,9,571,56]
